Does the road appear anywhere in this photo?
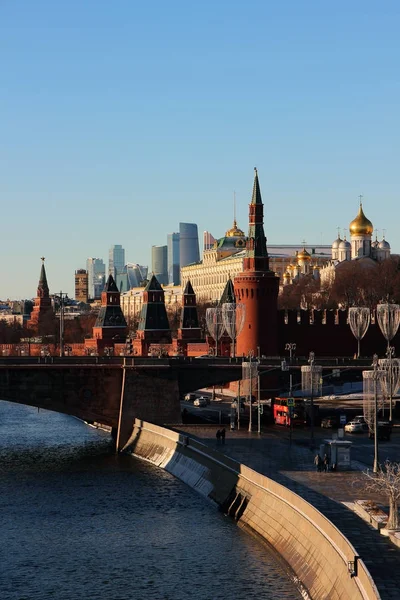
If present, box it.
[181,393,400,470]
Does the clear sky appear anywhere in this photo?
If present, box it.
[1,1,399,299]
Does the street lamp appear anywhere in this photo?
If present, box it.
[380,347,400,423]
[285,342,296,363]
[301,351,322,450]
[309,351,315,448]
[57,291,69,357]
[363,355,385,474]
[205,306,225,357]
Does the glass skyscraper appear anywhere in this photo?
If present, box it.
[167,232,180,285]
[179,222,200,268]
[151,245,168,285]
[115,263,148,292]
[109,244,125,277]
[86,258,106,300]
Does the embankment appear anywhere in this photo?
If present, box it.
[124,419,380,600]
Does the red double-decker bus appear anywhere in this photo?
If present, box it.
[273,397,307,427]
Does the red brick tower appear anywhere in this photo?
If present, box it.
[92,274,127,344]
[26,257,54,333]
[234,169,280,356]
[134,275,172,356]
[175,280,201,354]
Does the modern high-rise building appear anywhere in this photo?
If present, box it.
[86,258,106,300]
[115,263,148,293]
[75,269,89,303]
[203,230,216,251]
[167,232,180,285]
[179,222,200,268]
[108,244,125,277]
[151,245,168,285]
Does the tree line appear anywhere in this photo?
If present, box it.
[278,256,400,311]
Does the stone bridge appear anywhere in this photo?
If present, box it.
[0,357,244,450]
[0,356,372,450]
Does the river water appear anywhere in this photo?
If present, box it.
[0,401,301,600]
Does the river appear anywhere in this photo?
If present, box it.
[0,400,302,600]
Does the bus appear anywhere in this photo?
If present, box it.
[273,397,307,427]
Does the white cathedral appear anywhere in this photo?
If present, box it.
[320,201,391,286]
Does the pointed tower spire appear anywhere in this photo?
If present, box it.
[220,277,235,305]
[38,257,49,298]
[180,280,200,330]
[26,258,54,333]
[251,167,263,205]
[243,167,269,272]
[93,273,127,342]
[137,275,171,338]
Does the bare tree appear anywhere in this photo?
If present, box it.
[363,460,400,529]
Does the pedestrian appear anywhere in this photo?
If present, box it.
[314,453,322,472]
[323,454,329,472]
[216,429,221,444]
[220,428,226,444]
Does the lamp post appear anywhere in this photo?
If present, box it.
[381,346,400,423]
[373,354,380,474]
[242,350,256,433]
[248,351,253,433]
[58,291,69,357]
[301,351,320,450]
[285,342,296,363]
[309,351,315,449]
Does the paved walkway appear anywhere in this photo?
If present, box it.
[179,425,400,599]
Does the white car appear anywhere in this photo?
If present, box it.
[194,397,207,407]
[344,420,368,433]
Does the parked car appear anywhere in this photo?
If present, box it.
[184,393,196,402]
[193,397,207,407]
[354,415,366,424]
[198,395,210,405]
[344,420,368,433]
[321,415,339,429]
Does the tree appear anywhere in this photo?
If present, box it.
[278,276,320,310]
[362,460,400,529]
[0,319,24,343]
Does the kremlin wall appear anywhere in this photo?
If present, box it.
[1,170,398,361]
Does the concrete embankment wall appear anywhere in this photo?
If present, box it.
[125,420,380,600]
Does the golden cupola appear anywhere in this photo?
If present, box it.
[349,203,373,236]
[225,219,245,238]
[297,247,311,261]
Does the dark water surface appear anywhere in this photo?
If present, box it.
[0,401,301,600]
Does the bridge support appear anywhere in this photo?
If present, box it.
[116,367,182,452]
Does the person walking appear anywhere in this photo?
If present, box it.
[314,453,322,472]
[323,454,329,472]
[220,428,226,445]
[216,429,221,445]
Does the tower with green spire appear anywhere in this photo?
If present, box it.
[234,169,280,357]
[176,280,201,350]
[92,274,127,343]
[134,275,172,355]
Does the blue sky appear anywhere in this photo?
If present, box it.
[1,1,399,298]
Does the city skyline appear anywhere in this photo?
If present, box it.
[1,2,399,298]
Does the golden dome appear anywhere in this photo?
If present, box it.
[225,219,245,238]
[349,204,373,236]
[297,247,311,261]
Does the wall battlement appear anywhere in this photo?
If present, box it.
[278,309,399,357]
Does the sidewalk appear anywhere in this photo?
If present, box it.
[180,425,400,599]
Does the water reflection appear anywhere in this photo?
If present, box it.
[0,401,301,600]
